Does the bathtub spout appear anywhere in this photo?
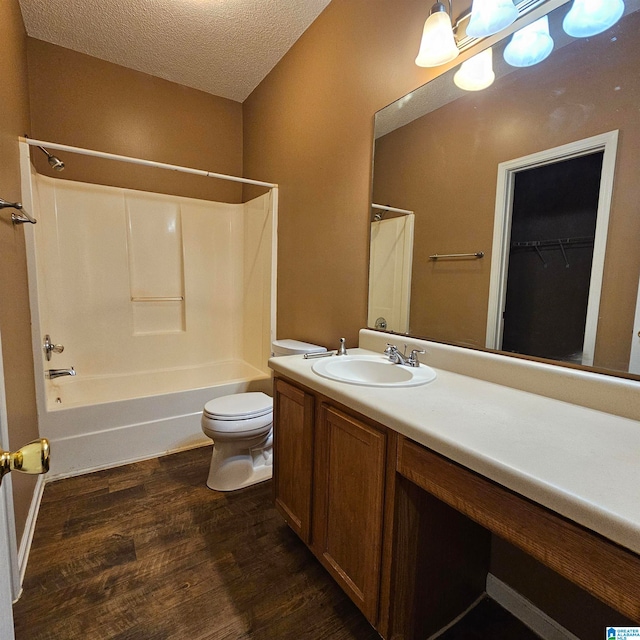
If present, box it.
[47,367,76,379]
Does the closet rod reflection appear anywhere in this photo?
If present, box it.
[429,252,484,260]
[131,297,184,302]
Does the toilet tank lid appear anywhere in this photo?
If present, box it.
[272,339,327,355]
[204,392,273,419]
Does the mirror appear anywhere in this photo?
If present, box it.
[370,0,640,378]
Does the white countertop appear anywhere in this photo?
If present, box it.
[269,346,640,557]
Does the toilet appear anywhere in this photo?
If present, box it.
[201,339,326,491]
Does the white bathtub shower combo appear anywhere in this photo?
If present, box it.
[19,139,281,479]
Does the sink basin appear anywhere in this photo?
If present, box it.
[311,354,436,387]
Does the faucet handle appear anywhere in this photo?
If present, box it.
[408,349,426,367]
[43,335,64,361]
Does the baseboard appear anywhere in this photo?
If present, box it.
[15,474,46,601]
[487,574,580,640]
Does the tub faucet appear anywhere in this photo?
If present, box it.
[47,367,76,379]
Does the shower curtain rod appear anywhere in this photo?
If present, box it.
[371,203,414,215]
[22,138,278,189]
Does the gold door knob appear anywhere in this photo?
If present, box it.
[0,439,50,486]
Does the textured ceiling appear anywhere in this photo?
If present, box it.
[18,0,332,102]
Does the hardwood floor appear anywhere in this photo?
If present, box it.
[13,446,381,640]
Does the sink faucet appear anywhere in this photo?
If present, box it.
[47,367,76,379]
[384,344,425,368]
[336,337,347,356]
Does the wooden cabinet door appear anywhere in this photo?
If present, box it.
[273,378,315,544]
[314,404,387,624]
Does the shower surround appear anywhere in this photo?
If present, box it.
[21,150,276,478]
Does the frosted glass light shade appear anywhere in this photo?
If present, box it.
[454,48,495,91]
[504,16,554,67]
[563,0,625,38]
[415,10,460,67]
[466,0,518,38]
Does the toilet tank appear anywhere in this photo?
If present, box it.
[271,339,327,357]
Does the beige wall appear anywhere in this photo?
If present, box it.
[373,14,640,372]
[27,38,244,204]
[243,0,466,350]
[0,0,40,544]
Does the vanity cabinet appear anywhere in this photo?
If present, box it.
[270,343,640,638]
[273,377,394,627]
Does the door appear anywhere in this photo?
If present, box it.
[501,153,603,363]
[486,131,618,366]
[368,214,414,333]
[0,329,50,640]
[0,331,16,640]
[0,481,15,640]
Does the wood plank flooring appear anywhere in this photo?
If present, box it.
[13,446,381,640]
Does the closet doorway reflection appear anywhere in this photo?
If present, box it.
[486,131,619,367]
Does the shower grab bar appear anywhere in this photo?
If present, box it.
[0,198,37,224]
[131,296,184,302]
[429,252,484,260]
[22,138,277,189]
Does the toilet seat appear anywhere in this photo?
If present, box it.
[203,392,272,421]
[201,392,273,440]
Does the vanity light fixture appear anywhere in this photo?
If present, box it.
[466,0,518,38]
[415,1,460,67]
[453,47,496,91]
[563,0,625,38]
[503,15,554,67]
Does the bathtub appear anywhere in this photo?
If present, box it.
[39,360,271,479]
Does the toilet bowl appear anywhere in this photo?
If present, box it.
[201,339,326,491]
[201,392,274,491]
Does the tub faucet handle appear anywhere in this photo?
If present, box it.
[43,335,64,361]
[336,337,347,356]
